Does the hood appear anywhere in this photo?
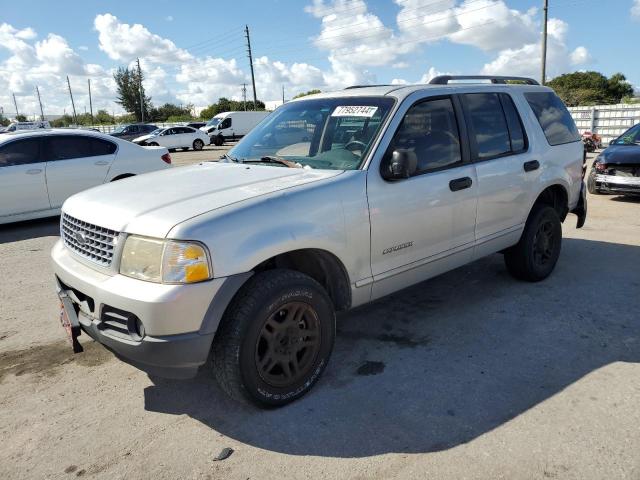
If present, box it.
[599,145,640,165]
[62,162,343,238]
[133,133,155,143]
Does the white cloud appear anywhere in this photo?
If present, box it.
[78,45,89,51]
[570,46,591,65]
[94,13,192,64]
[632,0,640,19]
[165,15,174,22]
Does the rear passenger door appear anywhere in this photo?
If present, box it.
[0,137,50,217]
[461,92,534,244]
[44,135,117,208]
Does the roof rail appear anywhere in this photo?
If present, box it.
[344,84,392,89]
[429,75,539,86]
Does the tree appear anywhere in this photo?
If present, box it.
[293,89,321,99]
[15,114,27,122]
[199,98,266,120]
[547,71,634,106]
[113,66,152,121]
[95,109,114,124]
[149,103,194,122]
[51,114,74,127]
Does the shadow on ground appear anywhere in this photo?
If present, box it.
[0,216,59,244]
[144,238,640,457]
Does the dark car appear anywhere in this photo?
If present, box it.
[588,123,640,196]
[186,121,206,130]
[110,123,158,142]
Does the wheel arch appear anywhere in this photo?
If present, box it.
[531,183,569,222]
[110,173,135,182]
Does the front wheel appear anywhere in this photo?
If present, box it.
[212,269,335,407]
[213,135,224,146]
[193,139,204,151]
[587,172,601,195]
[504,204,562,282]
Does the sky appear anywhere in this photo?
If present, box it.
[1,0,639,117]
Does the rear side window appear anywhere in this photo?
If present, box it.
[499,94,527,152]
[524,92,580,146]
[462,93,511,159]
[0,138,41,167]
[91,138,117,156]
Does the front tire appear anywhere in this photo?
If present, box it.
[213,135,224,146]
[212,269,335,407]
[504,204,562,282]
[587,172,601,195]
[193,139,204,151]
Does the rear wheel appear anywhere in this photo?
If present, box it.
[504,204,562,282]
[212,269,335,407]
[193,139,204,151]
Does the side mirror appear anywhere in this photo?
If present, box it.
[381,149,417,180]
[608,139,615,146]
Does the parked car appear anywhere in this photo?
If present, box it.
[132,126,209,151]
[110,123,158,142]
[587,123,640,196]
[52,76,586,407]
[202,111,270,146]
[186,121,206,130]
[4,120,51,132]
[0,129,171,224]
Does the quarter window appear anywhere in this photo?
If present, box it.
[90,138,117,156]
[462,93,511,159]
[386,98,462,175]
[499,94,527,152]
[0,138,41,167]
[524,92,580,146]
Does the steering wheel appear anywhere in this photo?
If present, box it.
[344,140,367,154]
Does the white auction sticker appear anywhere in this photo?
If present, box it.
[331,106,378,117]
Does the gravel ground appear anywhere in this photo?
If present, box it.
[1,153,639,480]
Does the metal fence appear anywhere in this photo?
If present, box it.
[568,104,640,145]
[77,122,186,134]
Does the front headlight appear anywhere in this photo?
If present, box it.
[120,235,211,284]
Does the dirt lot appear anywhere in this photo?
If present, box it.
[1,153,639,479]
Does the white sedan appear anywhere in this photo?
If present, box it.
[0,129,172,224]
[132,126,209,151]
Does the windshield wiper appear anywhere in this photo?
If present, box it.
[242,156,303,168]
[221,153,239,162]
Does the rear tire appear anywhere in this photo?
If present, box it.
[193,139,204,151]
[504,204,562,282]
[212,269,335,407]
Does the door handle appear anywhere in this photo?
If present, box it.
[94,160,109,166]
[26,168,42,175]
[449,177,472,192]
[523,160,540,172]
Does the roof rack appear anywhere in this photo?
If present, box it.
[429,75,539,86]
[344,84,392,89]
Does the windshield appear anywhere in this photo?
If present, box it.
[206,118,221,127]
[612,124,640,145]
[228,97,395,170]
[149,128,163,136]
[113,125,127,134]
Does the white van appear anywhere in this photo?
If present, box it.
[201,111,269,146]
[4,121,51,132]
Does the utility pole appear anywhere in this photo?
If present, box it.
[244,25,257,110]
[541,0,549,85]
[282,85,285,104]
[241,83,247,111]
[35,86,44,120]
[88,78,94,124]
[137,58,145,123]
[12,93,19,117]
[67,76,78,124]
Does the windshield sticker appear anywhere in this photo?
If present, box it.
[331,106,378,118]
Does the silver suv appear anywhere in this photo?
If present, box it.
[52,76,587,407]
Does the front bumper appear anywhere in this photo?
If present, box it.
[51,240,225,378]
[595,174,640,195]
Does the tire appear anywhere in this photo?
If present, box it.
[587,172,601,195]
[193,139,204,151]
[213,135,224,146]
[504,204,562,282]
[212,269,335,407]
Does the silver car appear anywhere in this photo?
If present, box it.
[51,76,587,407]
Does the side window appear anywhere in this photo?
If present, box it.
[0,138,41,167]
[220,118,232,129]
[90,138,117,156]
[462,93,511,159]
[524,92,580,146]
[47,136,92,161]
[499,93,527,153]
[387,97,462,176]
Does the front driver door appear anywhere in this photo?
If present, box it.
[0,137,50,218]
[367,95,478,299]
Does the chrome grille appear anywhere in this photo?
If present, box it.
[61,214,118,267]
